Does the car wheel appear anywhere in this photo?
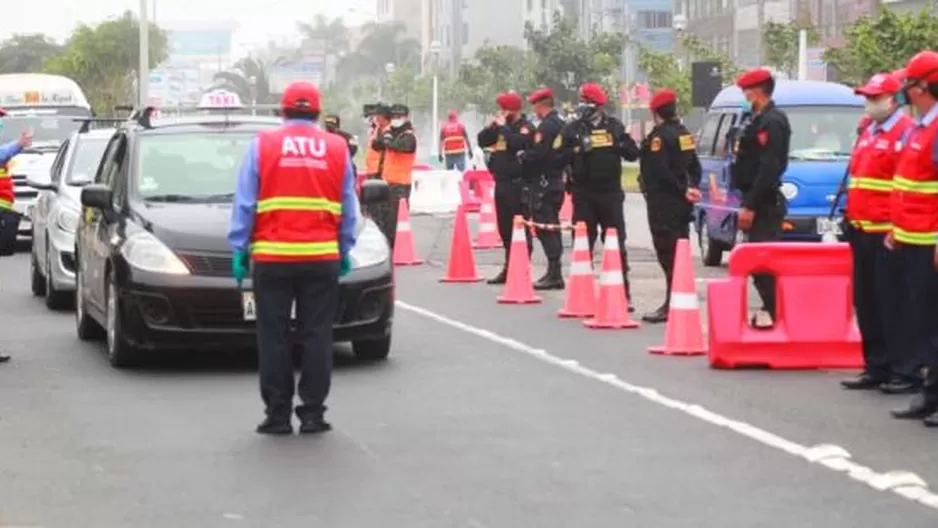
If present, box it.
[45,248,71,310]
[30,250,46,297]
[75,259,105,341]
[699,218,724,267]
[352,336,391,361]
[105,274,141,368]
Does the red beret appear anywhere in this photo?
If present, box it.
[578,83,607,105]
[496,91,522,111]
[855,73,902,97]
[892,68,907,81]
[735,68,773,89]
[649,89,677,112]
[527,87,553,104]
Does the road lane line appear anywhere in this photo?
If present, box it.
[395,300,938,512]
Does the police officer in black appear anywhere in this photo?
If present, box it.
[518,87,570,290]
[564,83,640,303]
[324,114,359,158]
[731,68,792,328]
[639,88,703,323]
[477,91,534,284]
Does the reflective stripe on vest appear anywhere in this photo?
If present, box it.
[891,117,938,245]
[256,196,342,215]
[251,240,339,257]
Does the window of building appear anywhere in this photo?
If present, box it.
[637,11,672,30]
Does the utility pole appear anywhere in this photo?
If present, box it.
[138,0,150,107]
[621,1,632,128]
[755,0,765,66]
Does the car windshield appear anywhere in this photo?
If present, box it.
[135,131,256,201]
[0,115,85,147]
[787,106,864,161]
[66,136,109,185]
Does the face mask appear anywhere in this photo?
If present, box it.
[740,99,752,113]
[391,119,404,127]
[896,89,909,106]
[864,98,893,121]
[575,103,597,121]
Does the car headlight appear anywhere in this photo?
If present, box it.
[55,207,80,233]
[350,219,389,269]
[120,232,190,275]
[780,182,798,200]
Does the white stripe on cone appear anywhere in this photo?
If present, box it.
[599,270,623,284]
[569,261,592,275]
[670,292,699,310]
[573,237,589,251]
[511,228,526,240]
[604,236,619,250]
[398,221,411,231]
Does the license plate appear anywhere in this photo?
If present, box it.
[241,292,296,321]
[816,217,842,235]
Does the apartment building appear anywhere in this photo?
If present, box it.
[792,0,877,47]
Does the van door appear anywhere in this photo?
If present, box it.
[696,111,737,249]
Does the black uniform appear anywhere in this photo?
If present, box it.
[371,121,418,248]
[639,119,702,322]
[564,112,640,297]
[731,101,791,321]
[477,114,534,283]
[519,109,570,289]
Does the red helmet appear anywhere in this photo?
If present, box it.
[280,81,321,112]
[905,51,938,83]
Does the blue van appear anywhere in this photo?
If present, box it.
[694,80,864,266]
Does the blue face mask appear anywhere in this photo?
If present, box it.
[895,90,908,106]
[740,99,752,113]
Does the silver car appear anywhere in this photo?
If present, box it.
[27,129,111,309]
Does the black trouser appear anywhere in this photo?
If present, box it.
[372,183,412,249]
[645,194,690,302]
[529,184,563,261]
[746,195,786,317]
[253,260,340,421]
[494,178,532,264]
[894,244,937,388]
[0,210,21,256]
[847,228,902,380]
[574,187,629,287]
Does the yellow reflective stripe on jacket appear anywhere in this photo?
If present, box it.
[893,227,938,245]
[250,240,339,256]
[893,176,938,194]
[847,176,893,192]
[849,220,892,232]
[0,168,8,179]
[0,197,11,210]
[256,197,342,215]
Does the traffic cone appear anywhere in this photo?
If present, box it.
[392,197,422,266]
[558,222,596,318]
[440,205,483,283]
[497,216,541,304]
[584,228,639,329]
[649,239,706,355]
[559,192,573,224]
[473,181,502,249]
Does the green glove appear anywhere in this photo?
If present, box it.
[339,254,352,277]
[232,250,250,285]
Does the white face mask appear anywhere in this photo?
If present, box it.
[864,97,894,122]
[390,118,405,127]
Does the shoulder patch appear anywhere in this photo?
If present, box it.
[535,132,543,144]
[757,130,768,146]
[650,137,661,152]
[678,134,695,151]
[552,135,562,149]
[520,127,530,135]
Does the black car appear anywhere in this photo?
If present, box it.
[75,111,394,368]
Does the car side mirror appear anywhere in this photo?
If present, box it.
[360,179,390,205]
[81,184,114,211]
[25,176,56,191]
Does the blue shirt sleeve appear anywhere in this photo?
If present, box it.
[227,137,259,253]
[0,141,23,165]
[339,150,359,258]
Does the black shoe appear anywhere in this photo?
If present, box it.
[841,373,889,390]
[641,304,669,324]
[256,417,293,435]
[533,261,564,291]
[0,354,9,363]
[924,411,938,427]
[890,395,936,420]
[486,269,507,285]
[298,416,332,435]
[879,378,922,395]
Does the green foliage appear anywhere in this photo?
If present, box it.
[457,44,534,114]
[762,21,820,77]
[42,11,168,114]
[0,34,62,74]
[212,57,276,105]
[824,9,938,86]
[338,21,421,81]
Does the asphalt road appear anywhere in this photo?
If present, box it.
[1,199,938,526]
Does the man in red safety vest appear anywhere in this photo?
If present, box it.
[886,51,938,427]
[841,72,914,392]
[438,109,472,171]
[227,81,359,435]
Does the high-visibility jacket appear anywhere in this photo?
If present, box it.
[891,115,938,245]
[440,121,467,155]
[0,162,12,210]
[365,129,383,175]
[845,114,914,232]
[383,130,417,185]
[252,124,348,262]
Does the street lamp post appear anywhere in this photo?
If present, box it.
[429,40,441,160]
[138,0,150,107]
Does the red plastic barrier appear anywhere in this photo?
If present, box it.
[707,242,862,369]
[462,169,493,203]
[459,180,481,213]
[413,164,432,171]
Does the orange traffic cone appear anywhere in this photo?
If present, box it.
[584,228,639,329]
[649,239,706,355]
[558,222,596,318]
[392,197,422,266]
[440,205,483,283]
[559,192,573,224]
[473,181,501,249]
[497,216,541,304]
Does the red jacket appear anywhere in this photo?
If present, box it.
[251,124,348,262]
[440,121,467,154]
[891,113,938,245]
[0,162,12,210]
[845,112,914,232]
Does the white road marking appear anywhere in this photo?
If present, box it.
[396,300,938,512]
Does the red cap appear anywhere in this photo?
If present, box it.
[527,87,553,104]
[892,68,908,81]
[906,51,938,83]
[578,83,607,105]
[855,73,902,97]
[280,81,321,112]
[735,68,773,89]
[496,91,522,111]
[649,89,677,112]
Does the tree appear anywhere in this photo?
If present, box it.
[457,44,535,113]
[824,9,938,86]
[762,21,820,77]
[339,21,420,81]
[638,34,739,114]
[43,11,168,114]
[0,34,62,74]
[297,15,350,57]
[213,57,276,105]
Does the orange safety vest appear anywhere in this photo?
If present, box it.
[845,113,913,233]
[252,124,347,262]
[440,122,467,154]
[365,130,382,175]
[0,162,12,210]
[891,113,938,245]
[383,130,417,185]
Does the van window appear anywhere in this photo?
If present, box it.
[697,113,723,156]
[786,106,863,160]
[714,113,736,156]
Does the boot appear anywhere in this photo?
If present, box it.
[642,302,669,324]
[487,268,507,285]
[625,273,635,313]
[534,260,564,290]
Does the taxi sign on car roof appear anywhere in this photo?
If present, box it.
[0,90,77,106]
[198,89,242,109]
